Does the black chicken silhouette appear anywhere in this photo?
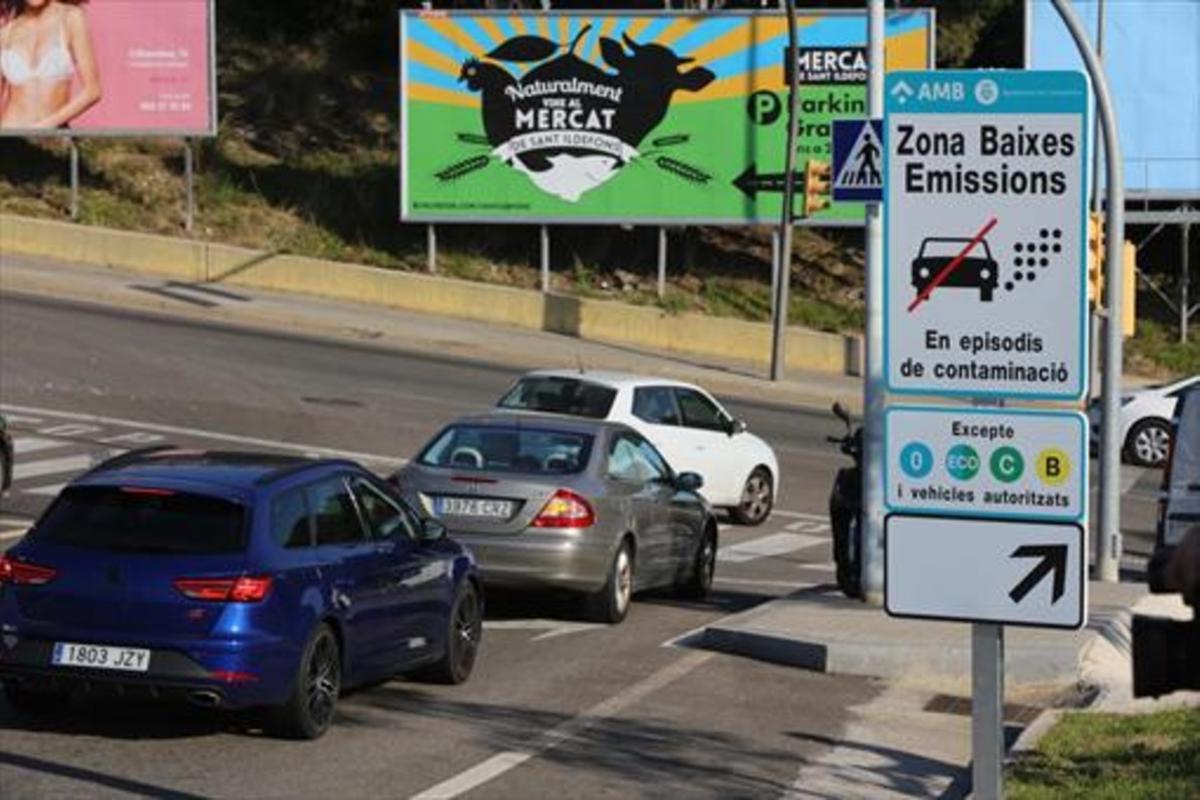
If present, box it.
[455,27,714,184]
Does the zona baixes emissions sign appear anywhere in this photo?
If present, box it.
[400,10,932,225]
[884,70,1089,400]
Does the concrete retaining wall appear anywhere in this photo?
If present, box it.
[0,214,862,375]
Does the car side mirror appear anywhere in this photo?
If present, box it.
[728,417,748,436]
[676,472,704,492]
[419,518,447,543]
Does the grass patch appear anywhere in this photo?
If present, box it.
[1127,319,1200,377]
[1007,708,1200,799]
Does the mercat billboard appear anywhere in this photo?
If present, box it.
[400,10,933,225]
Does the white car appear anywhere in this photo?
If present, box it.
[1089,375,1200,467]
[495,370,780,525]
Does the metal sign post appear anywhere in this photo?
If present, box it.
[657,227,668,299]
[427,224,437,274]
[68,138,80,221]
[540,225,551,293]
[861,0,886,603]
[183,138,195,233]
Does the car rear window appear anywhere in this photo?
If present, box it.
[497,377,616,419]
[32,486,247,554]
[418,425,593,475]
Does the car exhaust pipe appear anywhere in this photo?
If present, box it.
[188,690,221,708]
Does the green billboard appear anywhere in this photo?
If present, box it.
[400,10,933,225]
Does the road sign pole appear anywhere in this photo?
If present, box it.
[769,0,801,382]
[972,622,1005,800]
[861,0,886,604]
[540,225,551,293]
[1051,0,1124,582]
[68,137,80,221]
[657,227,668,300]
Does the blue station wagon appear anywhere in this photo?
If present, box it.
[0,449,481,739]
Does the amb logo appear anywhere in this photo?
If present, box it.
[442,28,715,203]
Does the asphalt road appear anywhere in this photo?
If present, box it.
[0,293,865,799]
[0,292,1163,798]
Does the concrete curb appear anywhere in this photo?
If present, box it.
[0,213,863,377]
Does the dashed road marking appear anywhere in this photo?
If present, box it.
[13,454,100,482]
[12,436,70,456]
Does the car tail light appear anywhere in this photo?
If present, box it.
[174,576,273,603]
[532,489,595,529]
[0,555,57,586]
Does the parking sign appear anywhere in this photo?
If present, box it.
[884,71,1089,400]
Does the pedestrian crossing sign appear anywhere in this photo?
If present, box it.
[832,119,884,202]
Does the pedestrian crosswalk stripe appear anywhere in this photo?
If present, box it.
[24,482,68,497]
[13,454,105,481]
[12,436,71,456]
[717,532,825,564]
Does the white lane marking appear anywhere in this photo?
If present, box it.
[13,454,100,481]
[717,533,825,564]
[23,482,67,497]
[0,404,406,467]
[12,436,70,455]
[0,528,29,541]
[770,510,828,521]
[785,519,831,533]
[483,619,603,641]
[714,576,822,590]
[410,650,713,800]
[2,414,43,425]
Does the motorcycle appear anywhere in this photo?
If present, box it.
[827,402,863,599]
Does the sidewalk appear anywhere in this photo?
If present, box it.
[691,580,1147,693]
[0,253,863,414]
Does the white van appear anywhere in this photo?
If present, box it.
[1150,385,1200,591]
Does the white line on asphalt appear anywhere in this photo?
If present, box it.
[0,404,406,467]
[12,436,70,455]
[717,533,825,564]
[23,482,67,497]
[770,510,828,521]
[482,619,602,641]
[410,650,714,800]
[1,414,43,425]
[714,576,822,590]
[13,454,100,481]
[0,528,29,541]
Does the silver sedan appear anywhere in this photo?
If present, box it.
[391,413,717,623]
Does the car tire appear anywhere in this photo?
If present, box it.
[421,581,482,685]
[269,623,341,740]
[1125,418,1172,467]
[3,684,69,715]
[676,525,717,600]
[588,541,634,624]
[731,467,774,526]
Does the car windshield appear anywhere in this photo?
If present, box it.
[418,425,594,475]
[497,376,617,419]
[31,485,247,554]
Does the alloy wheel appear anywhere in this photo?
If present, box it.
[453,588,481,677]
[1135,424,1170,466]
[305,634,340,731]
[739,473,772,523]
[614,548,632,614]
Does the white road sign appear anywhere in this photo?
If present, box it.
[884,70,1089,400]
[885,406,1087,522]
[886,515,1086,629]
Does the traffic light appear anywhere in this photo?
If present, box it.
[1087,211,1105,306]
[802,159,832,217]
[1122,240,1137,338]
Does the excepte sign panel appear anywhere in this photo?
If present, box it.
[883,70,1089,400]
[400,10,932,224]
[885,406,1087,522]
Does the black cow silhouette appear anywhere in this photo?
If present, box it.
[599,33,715,148]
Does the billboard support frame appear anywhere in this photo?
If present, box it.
[68,138,80,221]
[657,227,668,300]
[184,139,195,233]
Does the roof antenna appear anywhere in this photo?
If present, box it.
[576,353,586,374]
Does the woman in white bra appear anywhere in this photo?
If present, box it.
[0,0,100,129]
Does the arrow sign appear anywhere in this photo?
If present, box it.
[732,164,801,200]
[1008,544,1068,604]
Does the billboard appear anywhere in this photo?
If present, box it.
[0,0,216,137]
[400,10,933,225]
[1028,0,1200,198]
